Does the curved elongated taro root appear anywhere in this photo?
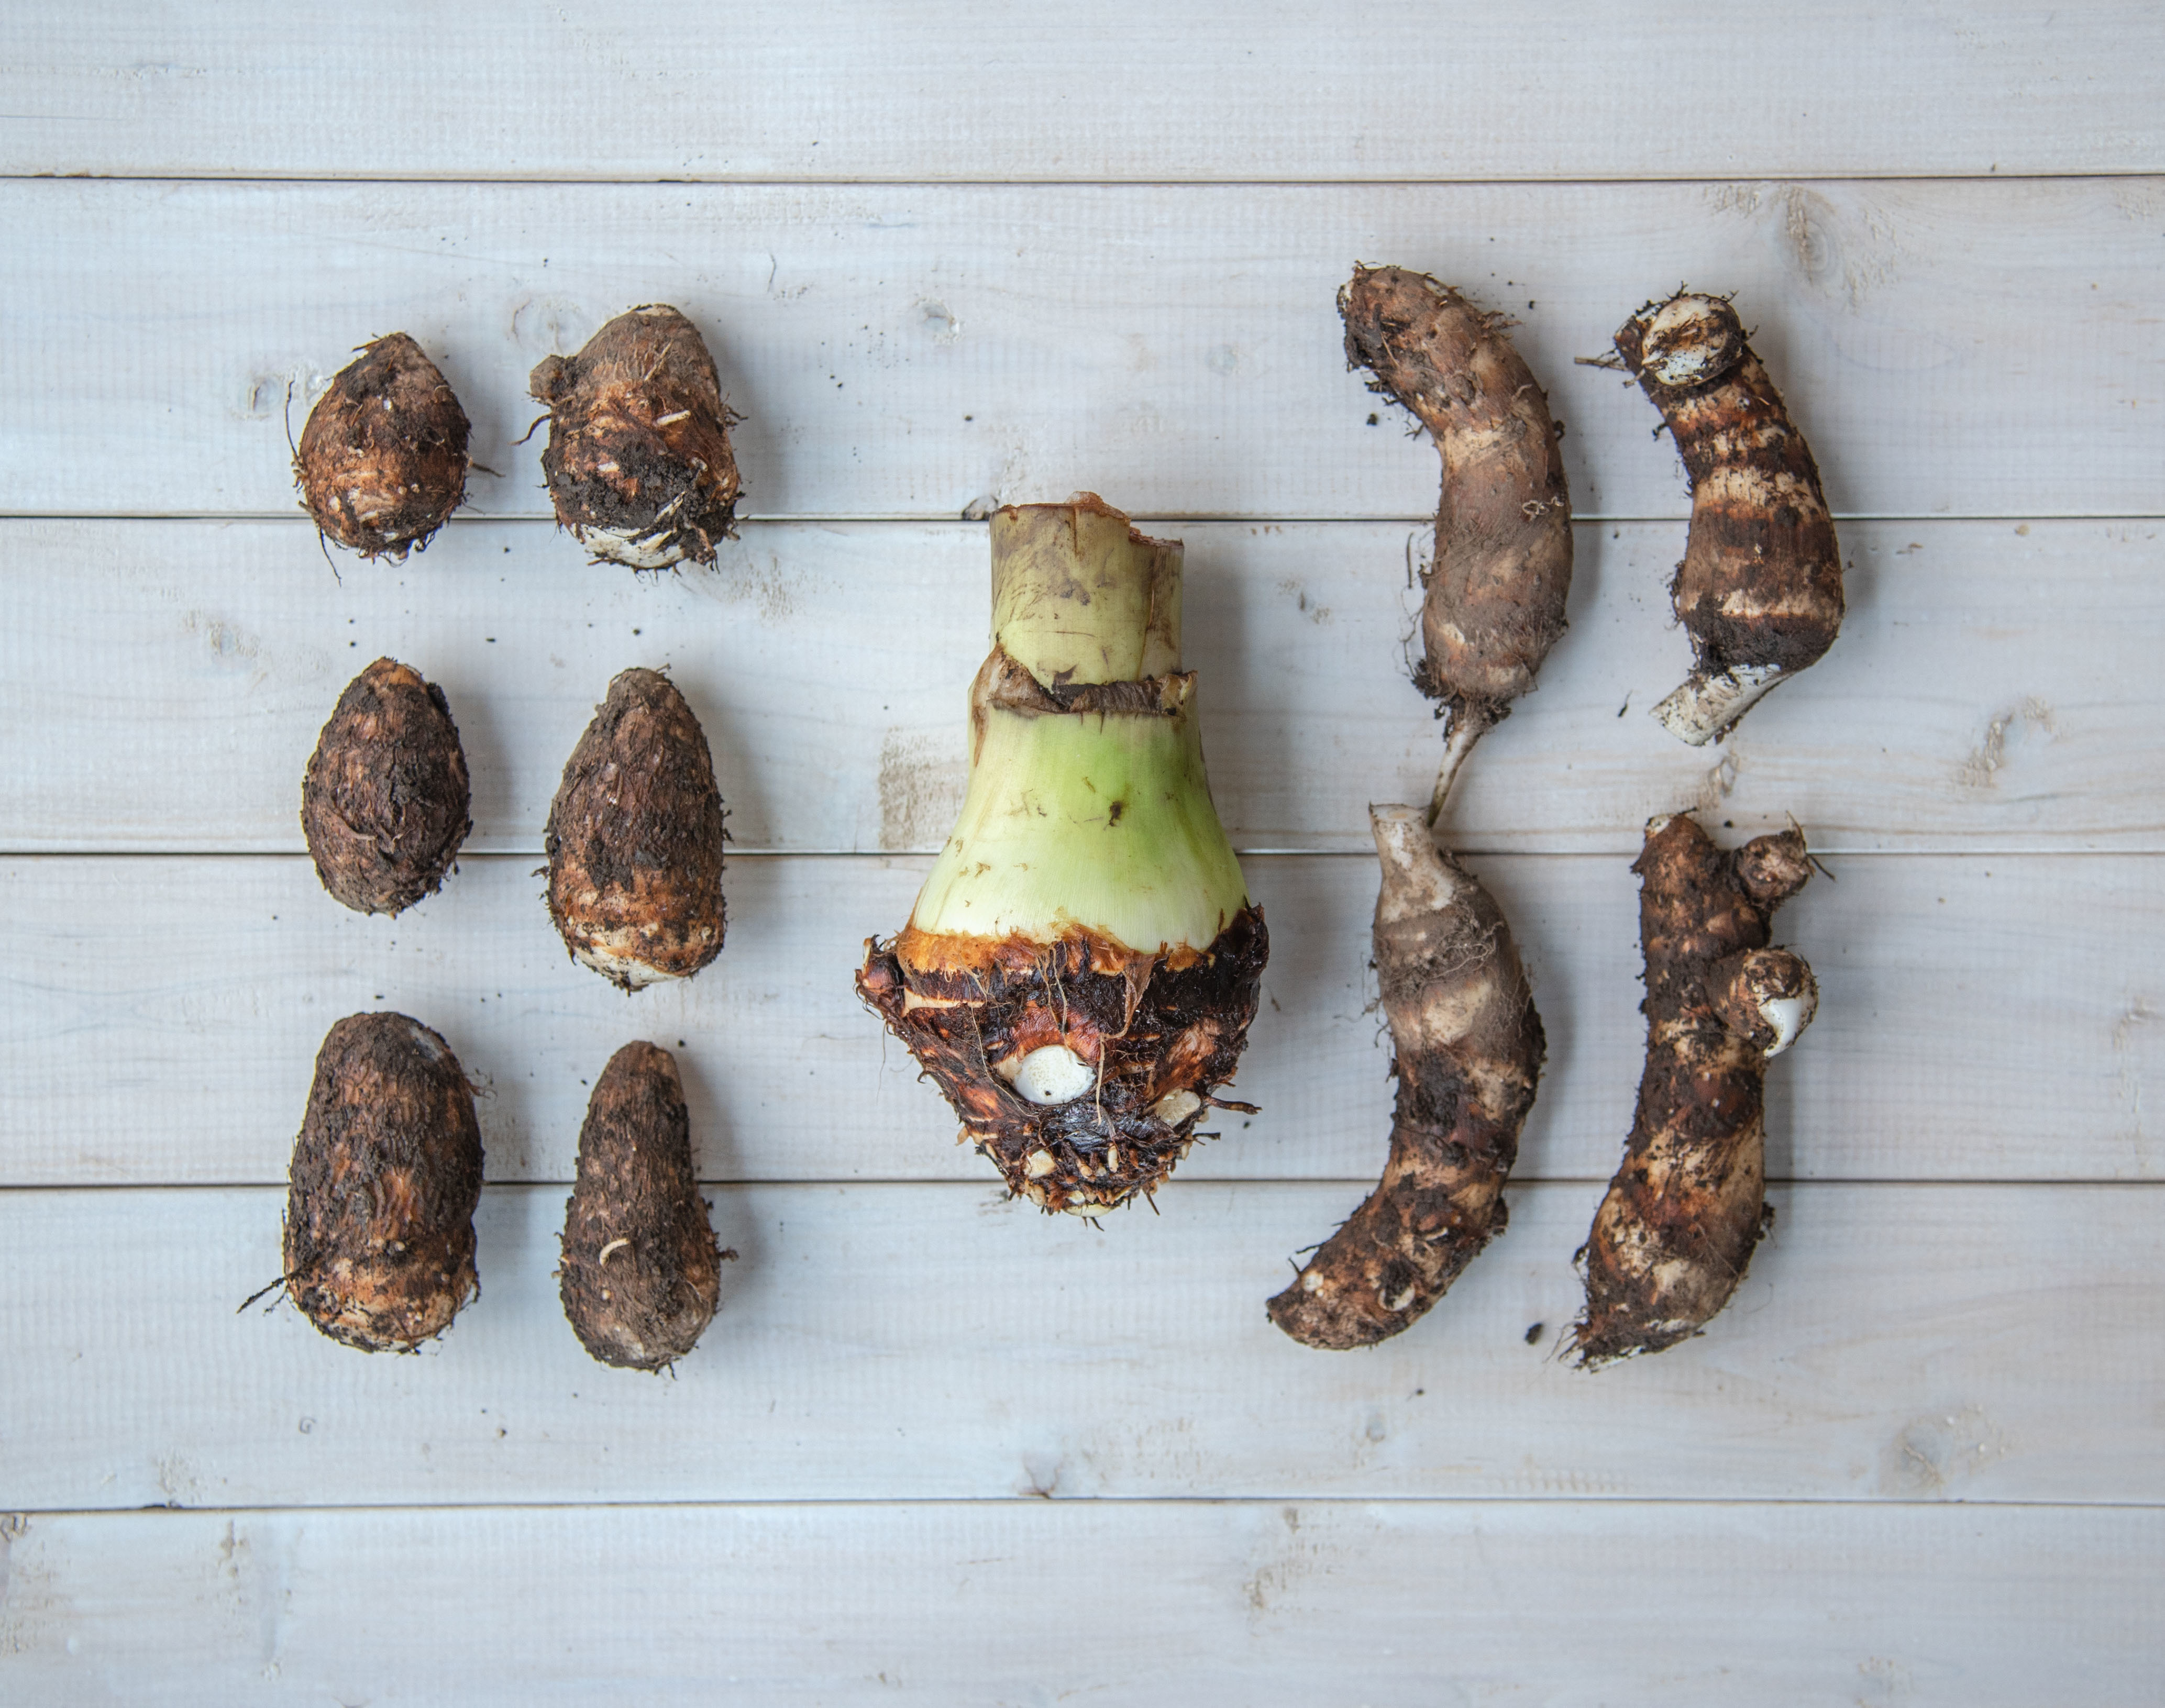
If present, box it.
[282,1012,483,1351]
[546,668,727,990]
[301,657,471,915]
[295,334,470,560]
[857,495,1268,1216]
[1614,293,1843,744]
[1573,813,1818,1366]
[1269,807,1543,1347]
[1341,265,1573,819]
[530,305,742,569]
[559,1042,723,1370]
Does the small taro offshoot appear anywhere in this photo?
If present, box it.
[301,657,471,916]
[1612,292,1843,744]
[530,305,742,570]
[1267,266,1560,1348]
[280,1012,483,1352]
[1573,812,1818,1366]
[560,1041,726,1371]
[295,334,470,561]
[857,495,1267,1216]
[546,668,727,990]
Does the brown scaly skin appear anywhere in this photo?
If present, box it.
[1573,813,1818,1367]
[546,668,727,990]
[283,1013,483,1352]
[559,1042,726,1371]
[301,658,471,916]
[1340,265,1572,799]
[530,305,742,569]
[295,334,470,561]
[1269,807,1543,1348]
[1614,293,1843,744]
[860,909,1267,1214]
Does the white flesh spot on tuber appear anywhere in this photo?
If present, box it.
[1006,1044,1096,1107]
[1637,294,1747,389]
[1151,1088,1203,1125]
[1759,993,1814,1057]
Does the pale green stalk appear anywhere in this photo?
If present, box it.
[907,498,1249,955]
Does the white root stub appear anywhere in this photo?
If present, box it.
[1636,294,1747,389]
[1652,662,1788,747]
[1003,1044,1096,1107]
[1758,992,1815,1058]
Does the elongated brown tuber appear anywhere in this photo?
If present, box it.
[1269,807,1544,1348]
[856,495,1267,1215]
[530,305,742,569]
[301,657,471,916]
[295,334,470,560]
[546,668,727,990]
[559,1042,724,1371]
[1340,265,1572,817]
[1614,292,1843,744]
[1572,813,1818,1366]
[282,1012,483,1352]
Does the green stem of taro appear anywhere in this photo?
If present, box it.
[908,497,1249,956]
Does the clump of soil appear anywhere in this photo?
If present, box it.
[282,1012,483,1352]
[295,334,470,560]
[559,1041,725,1370]
[301,657,471,915]
[545,668,727,989]
[529,305,742,569]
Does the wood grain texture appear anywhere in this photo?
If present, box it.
[2,1183,2159,1510]
[6,518,2158,856]
[4,179,2160,521]
[5,852,2158,1190]
[4,1502,2159,1706]
[5,1,2159,183]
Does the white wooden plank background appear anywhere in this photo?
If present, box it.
[6,1,2160,182]
[4,518,2158,856]
[3,180,2160,523]
[3,7,2161,1703]
[4,1182,2160,1509]
[5,1504,2157,1707]
[6,853,2158,1188]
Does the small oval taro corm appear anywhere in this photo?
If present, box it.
[283,1012,483,1352]
[295,334,471,560]
[559,1041,723,1370]
[301,658,472,916]
[545,668,727,990]
[529,305,742,570]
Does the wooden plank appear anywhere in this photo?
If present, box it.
[6,1504,2157,1707]
[5,518,2159,856]
[1,1183,2158,1511]
[3,1504,2158,1707]
[3,179,2160,521]
[5,2,2159,184]
[4,851,2158,1191]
